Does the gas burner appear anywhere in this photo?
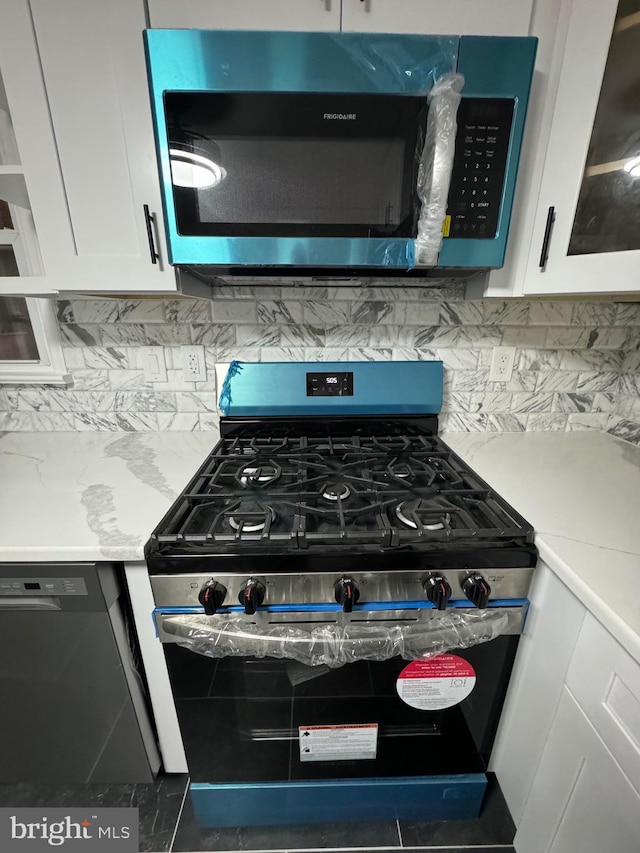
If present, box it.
[321,483,352,502]
[238,464,280,488]
[396,501,451,531]
[228,503,276,533]
[389,463,412,480]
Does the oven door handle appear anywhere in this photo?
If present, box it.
[153,605,527,667]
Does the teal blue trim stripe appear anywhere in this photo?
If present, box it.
[189,774,487,826]
[155,598,528,616]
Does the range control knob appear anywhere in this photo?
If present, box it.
[198,580,227,615]
[334,577,360,613]
[423,574,452,611]
[238,578,266,615]
[462,573,491,609]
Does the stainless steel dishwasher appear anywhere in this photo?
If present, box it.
[0,562,161,784]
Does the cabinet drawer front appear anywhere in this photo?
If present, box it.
[566,613,640,794]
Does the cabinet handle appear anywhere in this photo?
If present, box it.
[143,204,160,266]
[538,205,555,270]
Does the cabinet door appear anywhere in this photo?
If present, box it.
[524,0,640,295]
[516,687,640,853]
[341,0,533,36]
[566,613,640,795]
[0,1,60,295]
[28,0,177,293]
[148,0,340,30]
[490,563,585,825]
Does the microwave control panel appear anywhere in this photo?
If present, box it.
[445,98,515,240]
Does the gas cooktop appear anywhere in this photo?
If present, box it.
[146,420,536,574]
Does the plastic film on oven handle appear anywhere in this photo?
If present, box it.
[160,608,517,668]
[414,72,464,267]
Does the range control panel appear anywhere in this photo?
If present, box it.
[306,372,354,397]
[446,97,515,239]
[0,577,88,596]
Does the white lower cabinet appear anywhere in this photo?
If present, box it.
[492,561,640,853]
[516,687,640,853]
[490,562,586,823]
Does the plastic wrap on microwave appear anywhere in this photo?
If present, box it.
[415,73,464,266]
[161,608,519,668]
[338,33,458,94]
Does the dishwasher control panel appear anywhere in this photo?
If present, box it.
[0,577,88,596]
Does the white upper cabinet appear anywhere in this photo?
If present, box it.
[19,0,177,294]
[148,0,340,30]
[523,0,640,295]
[149,0,532,35]
[341,0,533,36]
[0,1,58,295]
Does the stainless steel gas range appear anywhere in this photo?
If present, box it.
[145,361,537,828]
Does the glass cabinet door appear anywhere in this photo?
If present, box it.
[568,0,640,256]
[524,0,640,295]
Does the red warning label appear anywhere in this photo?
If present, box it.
[396,655,476,710]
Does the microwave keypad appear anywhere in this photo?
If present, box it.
[446,98,515,239]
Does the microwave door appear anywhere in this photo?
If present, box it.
[164,92,427,241]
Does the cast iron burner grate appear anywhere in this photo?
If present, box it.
[151,433,534,550]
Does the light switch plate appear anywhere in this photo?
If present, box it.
[142,346,167,383]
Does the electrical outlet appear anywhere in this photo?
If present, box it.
[142,346,167,383]
[181,345,206,382]
[489,346,516,382]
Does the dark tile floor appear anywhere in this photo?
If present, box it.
[0,774,189,853]
[0,772,515,853]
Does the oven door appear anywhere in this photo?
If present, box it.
[155,603,526,827]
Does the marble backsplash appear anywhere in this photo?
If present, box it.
[1,280,639,444]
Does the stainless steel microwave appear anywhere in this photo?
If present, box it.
[144,30,536,274]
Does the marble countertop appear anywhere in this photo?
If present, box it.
[0,431,215,562]
[444,431,640,664]
[1,428,638,663]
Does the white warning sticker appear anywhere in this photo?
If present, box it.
[396,655,476,710]
[298,724,378,762]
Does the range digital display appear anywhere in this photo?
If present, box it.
[306,372,354,397]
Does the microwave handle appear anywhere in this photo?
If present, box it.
[143,204,160,266]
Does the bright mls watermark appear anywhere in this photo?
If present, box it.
[0,809,138,852]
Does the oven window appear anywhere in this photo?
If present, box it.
[164,92,426,239]
[164,635,518,784]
